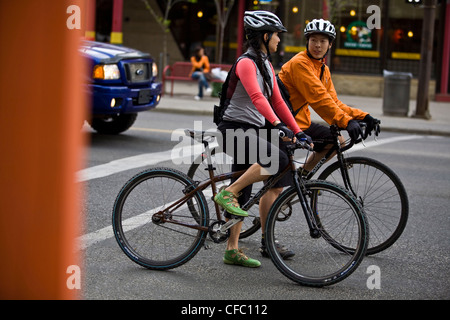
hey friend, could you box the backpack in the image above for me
[276,63,326,118]
[213,52,256,125]
[276,74,297,116]
[212,53,307,125]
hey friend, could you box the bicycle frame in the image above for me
[303,125,358,197]
[153,131,320,238]
[151,167,243,233]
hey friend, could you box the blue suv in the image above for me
[80,41,162,134]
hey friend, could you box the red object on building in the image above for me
[436,1,450,102]
[85,0,96,40]
[111,0,123,45]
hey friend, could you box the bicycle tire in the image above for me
[265,180,368,287]
[187,148,262,239]
[112,167,209,270]
[318,156,408,255]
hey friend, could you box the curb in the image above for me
[152,105,450,138]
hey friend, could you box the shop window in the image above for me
[387,1,423,60]
[282,0,322,59]
[333,0,382,59]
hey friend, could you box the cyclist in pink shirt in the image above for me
[214,11,312,267]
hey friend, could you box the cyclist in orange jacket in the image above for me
[278,19,379,175]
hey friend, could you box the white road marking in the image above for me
[77,204,169,251]
[77,143,212,182]
[77,134,418,250]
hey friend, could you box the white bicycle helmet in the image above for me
[244,10,287,33]
[304,19,336,41]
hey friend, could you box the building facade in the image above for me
[85,0,450,100]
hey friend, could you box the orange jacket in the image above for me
[278,51,367,130]
[190,55,210,76]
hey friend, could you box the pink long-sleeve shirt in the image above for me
[232,57,302,134]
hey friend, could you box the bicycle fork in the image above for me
[293,175,321,239]
[336,153,359,200]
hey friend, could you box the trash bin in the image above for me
[210,67,228,98]
[211,82,223,98]
[382,70,413,116]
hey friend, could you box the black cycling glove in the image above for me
[295,131,313,145]
[275,123,294,139]
[363,114,380,137]
[346,120,362,142]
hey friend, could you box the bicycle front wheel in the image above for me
[318,156,408,255]
[112,167,209,270]
[265,180,368,287]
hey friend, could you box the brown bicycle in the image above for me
[112,129,368,287]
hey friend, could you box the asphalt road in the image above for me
[79,109,450,303]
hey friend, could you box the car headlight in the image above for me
[93,64,121,80]
[152,62,158,78]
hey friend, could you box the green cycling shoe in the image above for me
[223,249,261,268]
[214,189,248,217]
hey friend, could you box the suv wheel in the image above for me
[89,113,137,134]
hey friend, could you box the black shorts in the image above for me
[217,120,291,207]
[304,122,334,152]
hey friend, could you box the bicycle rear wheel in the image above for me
[318,156,408,255]
[265,180,368,287]
[112,167,209,270]
[187,148,262,238]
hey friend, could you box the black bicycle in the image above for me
[188,121,408,255]
[113,129,368,287]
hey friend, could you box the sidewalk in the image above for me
[154,81,450,137]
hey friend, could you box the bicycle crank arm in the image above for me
[219,217,244,233]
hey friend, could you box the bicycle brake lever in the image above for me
[298,139,313,151]
[375,123,381,137]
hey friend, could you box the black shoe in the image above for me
[259,241,295,260]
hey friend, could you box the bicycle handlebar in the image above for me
[286,139,314,153]
[337,119,381,152]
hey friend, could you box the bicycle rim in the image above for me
[187,149,261,238]
[112,168,209,270]
[318,157,408,255]
[265,180,368,287]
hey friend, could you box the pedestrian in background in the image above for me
[190,46,212,100]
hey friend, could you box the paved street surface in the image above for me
[79,89,450,304]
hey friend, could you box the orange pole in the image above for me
[0,0,86,299]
